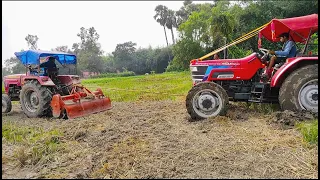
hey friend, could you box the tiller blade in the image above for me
[50,84,112,119]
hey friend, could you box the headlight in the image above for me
[190,67,198,72]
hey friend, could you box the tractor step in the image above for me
[249,83,269,103]
[248,99,262,103]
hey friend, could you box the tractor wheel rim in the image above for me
[24,90,39,113]
[30,92,39,107]
[192,89,222,118]
[298,79,318,112]
[2,100,7,112]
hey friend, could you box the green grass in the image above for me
[296,120,318,145]
[2,122,62,144]
[81,71,193,102]
[2,122,64,166]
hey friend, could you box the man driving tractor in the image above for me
[39,56,57,75]
[262,32,297,79]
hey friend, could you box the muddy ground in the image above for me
[2,101,318,179]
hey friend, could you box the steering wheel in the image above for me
[258,48,270,56]
[258,48,272,64]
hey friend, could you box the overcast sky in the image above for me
[2,1,210,65]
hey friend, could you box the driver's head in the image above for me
[48,57,56,63]
[278,32,289,43]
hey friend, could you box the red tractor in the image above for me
[2,50,112,119]
[186,14,318,119]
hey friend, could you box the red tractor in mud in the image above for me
[186,14,318,120]
[2,50,112,119]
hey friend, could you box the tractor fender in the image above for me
[22,76,55,86]
[270,56,318,87]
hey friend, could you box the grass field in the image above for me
[81,71,193,102]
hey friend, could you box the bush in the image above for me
[90,71,136,79]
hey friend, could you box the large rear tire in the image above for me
[279,64,318,113]
[20,80,53,118]
[2,94,12,113]
[186,82,229,120]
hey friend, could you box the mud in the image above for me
[267,110,318,129]
[2,101,318,179]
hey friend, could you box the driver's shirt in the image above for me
[275,40,297,58]
[40,60,56,69]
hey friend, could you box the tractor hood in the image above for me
[189,53,263,84]
[4,74,26,79]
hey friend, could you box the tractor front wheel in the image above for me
[20,80,53,118]
[279,64,318,113]
[186,82,229,120]
[2,94,12,113]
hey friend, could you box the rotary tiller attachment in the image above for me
[50,85,112,119]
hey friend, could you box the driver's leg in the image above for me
[265,55,277,78]
[268,55,276,69]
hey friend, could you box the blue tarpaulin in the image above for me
[14,50,77,65]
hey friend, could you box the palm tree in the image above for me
[154,5,169,47]
[165,9,178,45]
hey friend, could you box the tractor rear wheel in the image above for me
[2,94,12,113]
[186,82,229,120]
[20,80,53,118]
[279,64,318,113]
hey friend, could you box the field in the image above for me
[2,72,318,179]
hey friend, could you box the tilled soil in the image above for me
[2,101,318,179]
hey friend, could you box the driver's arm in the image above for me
[275,41,295,57]
[39,61,49,68]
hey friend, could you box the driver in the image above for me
[262,32,297,79]
[39,56,57,76]
[40,56,57,69]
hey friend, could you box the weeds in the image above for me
[2,122,64,167]
[296,120,318,144]
[248,103,280,114]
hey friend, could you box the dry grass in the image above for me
[2,101,318,179]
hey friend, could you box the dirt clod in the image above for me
[268,110,318,129]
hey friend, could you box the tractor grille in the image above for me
[190,65,208,84]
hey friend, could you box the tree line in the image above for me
[2,0,318,78]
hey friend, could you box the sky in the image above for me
[2,1,210,66]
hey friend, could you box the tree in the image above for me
[72,43,80,56]
[112,41,137,72]
[75,27,105,73]
[183,0,193,7]
[4,57,25,74]
[175,1,203,26]
[154,5,170,47]
[52,45,69,52]
[25,34,39,50]
[165,9,178,45]
[167,38,205,71]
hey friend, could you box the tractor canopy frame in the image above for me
[14,50,77,75]
[258,14,318,53]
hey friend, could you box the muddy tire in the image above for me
[186,82,229,120]
[2,94,12,113]
[279,64,318,113]
[20,80,53,118]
